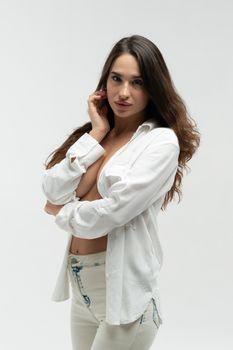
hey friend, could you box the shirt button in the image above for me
[106,273,109,279]
[125,223,133,229]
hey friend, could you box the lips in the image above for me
[115,101,132,107]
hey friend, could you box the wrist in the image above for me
[89,129,107,143]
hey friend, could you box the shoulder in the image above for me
[149,127,179,149]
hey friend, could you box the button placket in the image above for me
[124,223,135,230]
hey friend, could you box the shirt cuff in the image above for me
[66,132,105,170]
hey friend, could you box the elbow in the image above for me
[42,185,66,205]
[41,175,62,204]
[42,191,62,205]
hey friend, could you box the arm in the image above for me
[54,136,180,239]
[44,201,64,215]
[41,131,106,205]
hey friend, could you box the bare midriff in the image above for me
[69,131,134,255]
[69,178,108,255]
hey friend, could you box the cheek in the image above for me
[136,92,149,107]
[106,84,116,101]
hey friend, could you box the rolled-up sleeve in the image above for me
[41,132,105,204]
[54,140,180,238]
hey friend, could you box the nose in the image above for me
[119,82,130,99]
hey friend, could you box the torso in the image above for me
[69,131,135,255]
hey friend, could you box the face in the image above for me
[106,53,149,120]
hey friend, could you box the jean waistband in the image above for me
[67,249,106,267]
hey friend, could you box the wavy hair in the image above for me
[44,34,201,210]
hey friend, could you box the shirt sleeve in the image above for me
[41,132,105,204]
[54,139,180,238]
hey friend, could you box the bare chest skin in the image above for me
[69,132,134,255]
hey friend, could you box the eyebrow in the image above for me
[110,71,142,79]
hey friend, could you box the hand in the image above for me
[87,90,110,134]
[44,201,64,216]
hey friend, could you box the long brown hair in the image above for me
[44,34,201,210]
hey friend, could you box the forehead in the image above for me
[110,53,141,77]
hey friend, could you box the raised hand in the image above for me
[87,89,110,134]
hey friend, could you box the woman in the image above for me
[42,34,200,350]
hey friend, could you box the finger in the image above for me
[88,94,102,102]
[88,96,104,107]
[96,89,107,94]
[90,91,107,99]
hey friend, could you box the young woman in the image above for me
[42,34,200,350]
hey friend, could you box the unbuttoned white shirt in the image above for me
[41,117,180,325]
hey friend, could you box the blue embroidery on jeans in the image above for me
[139,299,161,327]
[139,314,145,324]
[71,262,91,307]
[152,299,161,328]
[71,265,83,273]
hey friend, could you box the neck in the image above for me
[110,115,148,137]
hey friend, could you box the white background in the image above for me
[0,1,232,349]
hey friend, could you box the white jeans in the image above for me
[67,250,161,350]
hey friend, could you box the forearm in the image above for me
[43,130,107,215]
[88,129,107,143]
[42,131,106,204]
[44,200,65,216]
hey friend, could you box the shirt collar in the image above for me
[137,117,160,132]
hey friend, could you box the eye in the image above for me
[111,75,121,82]
[133,79,143,86]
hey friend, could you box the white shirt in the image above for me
[41,117,180,325]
